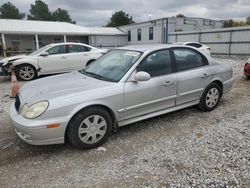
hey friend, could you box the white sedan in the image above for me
[0,42,107,80]
[174,42,211,56]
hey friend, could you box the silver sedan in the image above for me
[9,44,234,149]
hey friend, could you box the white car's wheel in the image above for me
[16,64,37,81]
[67,107,112,149]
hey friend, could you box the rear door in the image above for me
[172,47,212,105]
[122,49,177,120]
[66,44,92,70]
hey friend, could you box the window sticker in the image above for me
[124,51,140,56]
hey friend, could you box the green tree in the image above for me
[176,14,185,18]
[232,21,247,27]
[106,10,134,27]
[223,17,250,28]
[52,8,75,23]
[223,19,234,28]
[246,16,250,25]
[0,2,25,19]
[27,0,53,21]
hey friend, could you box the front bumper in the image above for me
[9,102,71,145]
[0,62,11,76]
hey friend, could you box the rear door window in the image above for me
[173,48,208,72]
[68,45,91,53]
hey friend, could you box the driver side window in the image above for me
[137,49,172,77]
[46,45,66,55]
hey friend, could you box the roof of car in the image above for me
[173,42,202,45]
[50,42,89,46]
[117,44,188,52]
[48,42,98,49]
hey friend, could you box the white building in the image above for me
[0,19,127,55]
[119,17,224,45]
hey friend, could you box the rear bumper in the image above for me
[9,102,71,145]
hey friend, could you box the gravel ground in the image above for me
[0,56,249,188]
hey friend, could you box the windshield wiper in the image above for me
[79,69,116,82]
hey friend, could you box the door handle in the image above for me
[201,73,209,78]
[61,56,67,59]
[163,81,174,86]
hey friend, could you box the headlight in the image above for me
[21,101,49,119]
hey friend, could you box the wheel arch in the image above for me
[65,104,117,140]
[209,79,223,95]
[14,63,39,72]
[12,58,39,70]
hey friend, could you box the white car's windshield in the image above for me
[81,50,142,82]
[29,44,52,56]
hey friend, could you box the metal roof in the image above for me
[0,19,126,36]
[119,17,224,28]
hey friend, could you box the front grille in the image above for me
[15,94,21,112]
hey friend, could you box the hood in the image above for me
[19,71,115,104]
[0,54,27,65]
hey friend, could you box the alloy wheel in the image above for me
[19,66,35,80]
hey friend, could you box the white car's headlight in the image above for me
[21,101,49,119]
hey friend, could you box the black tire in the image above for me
[66,107,112,149]
[16,64,37,81]
[198,82,222,112]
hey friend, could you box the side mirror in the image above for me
[40,52,49,56]
[134,71,151,82]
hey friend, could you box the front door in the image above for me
[122,49,177,120]
[38,44,68,74]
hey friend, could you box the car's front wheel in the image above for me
[67,107,112,149]
[198,82,222,111]
[16,64,37,81]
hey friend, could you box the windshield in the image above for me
[29,44,52,56]
[81,50,142,82]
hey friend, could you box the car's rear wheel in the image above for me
[67,107,112,149]
[16,64,37,81]
[198,82,222,111]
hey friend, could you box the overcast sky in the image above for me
[1,0,250,26]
